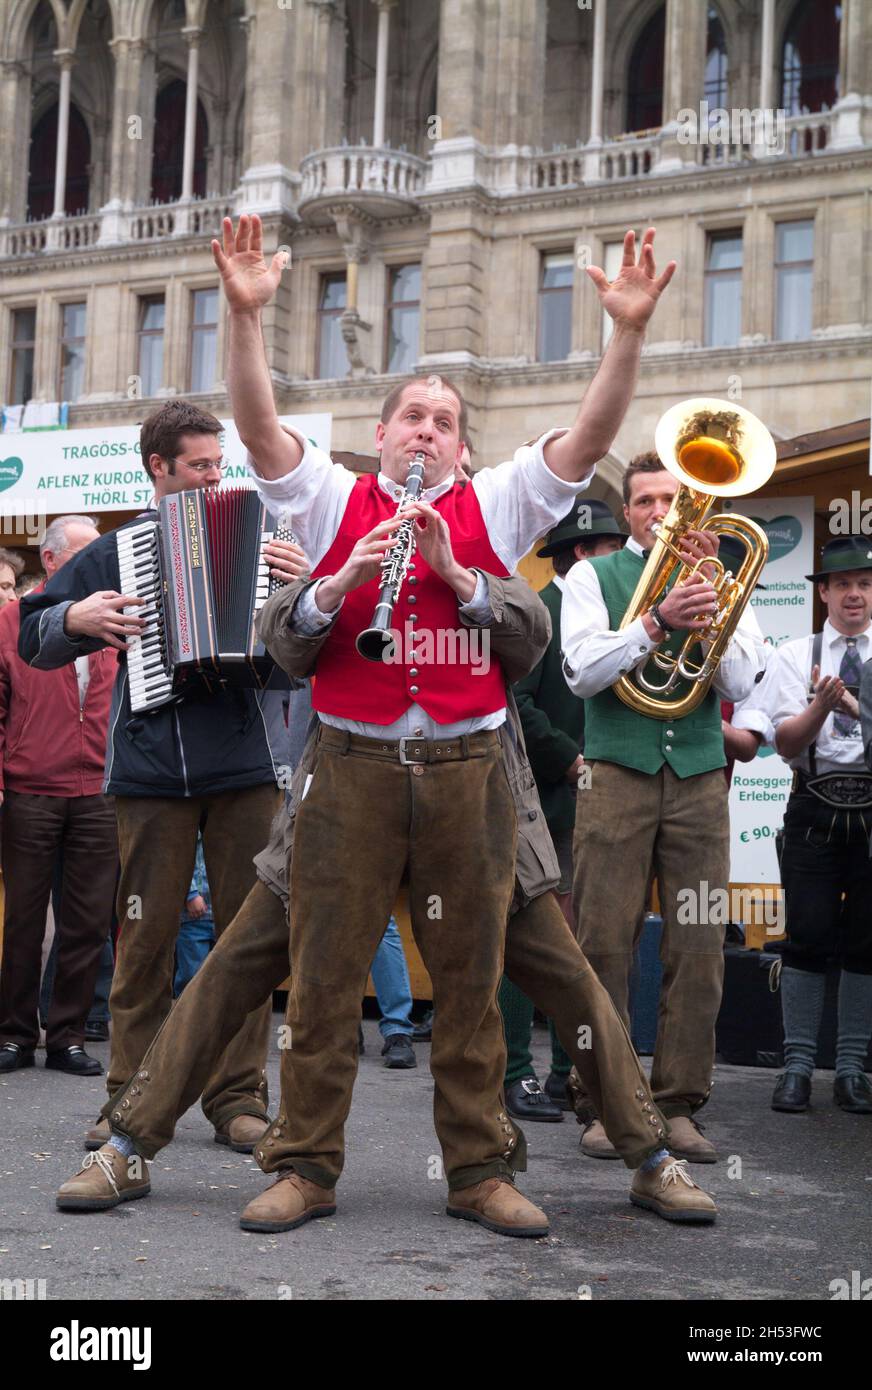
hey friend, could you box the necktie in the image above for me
[833,637,862,737]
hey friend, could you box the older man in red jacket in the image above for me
[0,516,118,1076]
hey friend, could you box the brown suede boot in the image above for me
[239,1172,337,1233]
[84,1117,111,1151]
[580,1119,620,1159]
[630,1157,717,1223]
[446,1177,549,1238]
[56,1145,150,1212]
[215,1113,270,1154]
[666,1116,718,1163]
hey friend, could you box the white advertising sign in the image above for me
[0,414,332,519]
[720,495,815,882]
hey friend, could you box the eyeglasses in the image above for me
[166,456,226,474]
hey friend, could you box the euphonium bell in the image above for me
[613,397,776,720]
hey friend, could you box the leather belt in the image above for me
[793,768,872,809]
[317,725,500,765]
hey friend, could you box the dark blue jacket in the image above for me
[18,515,288,798]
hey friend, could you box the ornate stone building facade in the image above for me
[1,0,870,513]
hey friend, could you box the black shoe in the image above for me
[505,1077,564,1123]
[45,1046,104,1076]
[381,1033,417,1069]
[544,1071,572,1111]
[84,1020,109,1042]
[0,1043,35,1073]
[411,1008,433,1042]
[834,1073,872,1114]
[771,1070,811,1112]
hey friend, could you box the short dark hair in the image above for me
[622,451,668,506]
[0,546,25,579]
[140,400,223,481]
[380,376,468,446]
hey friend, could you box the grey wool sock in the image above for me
[835,970,872,1080]
[107,1133,137,1158]
[780,966,826,1076]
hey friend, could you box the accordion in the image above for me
[118,487,293,714]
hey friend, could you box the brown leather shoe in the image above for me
[239,1172,337,1233]
[446,1177,549,1238]
[666,1115,718,1163]
[215,1113,270,1154]
[630,1157,717,1223]
[580,1119,620,1159]
[56,1144,150,1212]
[84,1117,111,1151]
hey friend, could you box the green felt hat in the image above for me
[805,536,872,582]
[536,497,626,558]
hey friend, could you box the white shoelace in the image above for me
[659,1159,696,1191]
[81,1150,120,1197]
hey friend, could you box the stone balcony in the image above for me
[0,108,865,264]
[298,145,428,224]
[0,194,237,260]
[459,109,846,197]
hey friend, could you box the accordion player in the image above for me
[117,487,295,714]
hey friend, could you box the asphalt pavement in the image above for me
[1,1019,870,1301]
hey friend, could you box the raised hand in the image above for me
[586,228,676,332]
[211,214,288,313]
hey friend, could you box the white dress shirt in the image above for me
[730,641,777,745]
[560,534,766,703]
[247,426,590,737]
[756,619,871,773]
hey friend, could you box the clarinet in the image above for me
[356,451,427,662]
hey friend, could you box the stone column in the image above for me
[832,0,872,149]
[238,12,257,174]
[657,0,708,173]
[758,0,776,113]
[100,37,149,243]
[0,60,28,225]
[180,26,202,202]
[238,0,341,215]
[51,50,75,218]
[489,0,546,149]
[427,0,488,193]
[583,0,607,179]
[371,0,397,147]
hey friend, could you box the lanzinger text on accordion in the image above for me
[118,488,294,714]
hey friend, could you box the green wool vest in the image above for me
[583,547,726,778]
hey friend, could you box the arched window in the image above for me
[626,5,665,133]
[27,104,91,219]
[781,0,841,115]
[705,6,728,110]
[151,79,207,203]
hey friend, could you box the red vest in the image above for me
[311,475,509,724]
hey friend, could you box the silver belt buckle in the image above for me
[398,736,426,765]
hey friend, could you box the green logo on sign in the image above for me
[751,514,801,563]
[0,457,23,492]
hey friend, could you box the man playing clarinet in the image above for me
[213,214,675,1238]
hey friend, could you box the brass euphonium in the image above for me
[613,397,776,720]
